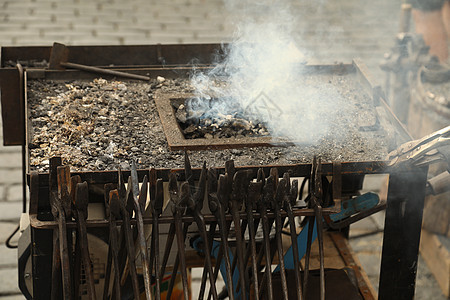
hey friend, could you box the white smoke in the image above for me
[189,0,346,144]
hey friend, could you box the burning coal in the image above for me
[189,0,350,144]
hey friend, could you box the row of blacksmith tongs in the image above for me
[47,156,97,300]
[46,153,329,300]
[157,154,329,300]
[46,156,159,300]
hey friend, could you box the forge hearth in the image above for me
[155,93,277,150]
[172,97,270,139]
[26,60,401,172]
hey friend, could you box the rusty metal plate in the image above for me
[0,67,24,145]
[1,44,224,68]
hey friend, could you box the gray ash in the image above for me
[27,75,394,172]
[174,98,269,139]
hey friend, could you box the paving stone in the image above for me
[355,251,382,278]
[0,268,20,295]
[6,185,24,203]
[0,245,18,268]
[122,37,155,45]
[349,232,383,253]
[414,256,447,299]
[146,37,185,45]
[349,216,379,232]
[0,170,22,185]
[0,203,22,222]
[0,153,22,169]
[0,23,27,30]
[0,222,19,245]
[63,38,122,46]
[0,185,6,202]
[0,294,26,300]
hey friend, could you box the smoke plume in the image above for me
[189,0,348,144]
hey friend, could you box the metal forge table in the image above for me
[0,44,428,300]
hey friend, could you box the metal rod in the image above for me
[51,229,62,300]
[198,222,217,300]
[258,207,273,300]
[62,61,151,81]
[119,206,140,299]
[150,172,163,300]
[109,190,122,300]
[303,217,314,299]
[274,202,288,300]
[159,222,175,278]
[285,201,303,300]
[75,197,97,299]
[246,182,261,300]
[172,214,190,300]
[315,206,325,300]
[130,163,152,300]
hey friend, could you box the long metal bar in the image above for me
[70,175,82,299]
[314,159,325,300]
[118,177,140,300]
[230,203,247,299]
[274,178,288,300]
[150,174,163,300]
[285,200,302,300]
[198,222,217,300]
[159,222,176,278]
[49,158,63,300]
[246,182,261,300]
[74,182,97,300]
[257,175,274,300]
[208,175,234,299]
[378,168,428,300]
[56,205,71,299]
[61,61,151,81]
[108,190,122,300]
[166,173,190,300]
[172,212,190,300]
[303,216,314,299]
[50,228,62,300]
[130,162,152,300]
[315,205,325,300]
[102,184,115,300]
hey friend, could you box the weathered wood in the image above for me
[419,229,450,297]
[422,194,450,236]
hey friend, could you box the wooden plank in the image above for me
[300,233,346,270]
[419,229,450,297]
[330,232,378,300]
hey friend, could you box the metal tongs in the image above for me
[388,125,450,169]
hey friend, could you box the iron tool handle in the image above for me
[61,62,151,81]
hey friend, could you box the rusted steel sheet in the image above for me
[1,44,224,67]
[0,68,23,145]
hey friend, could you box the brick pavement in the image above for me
[0,0,445,299]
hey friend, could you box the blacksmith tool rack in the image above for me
[0,43,429,300]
